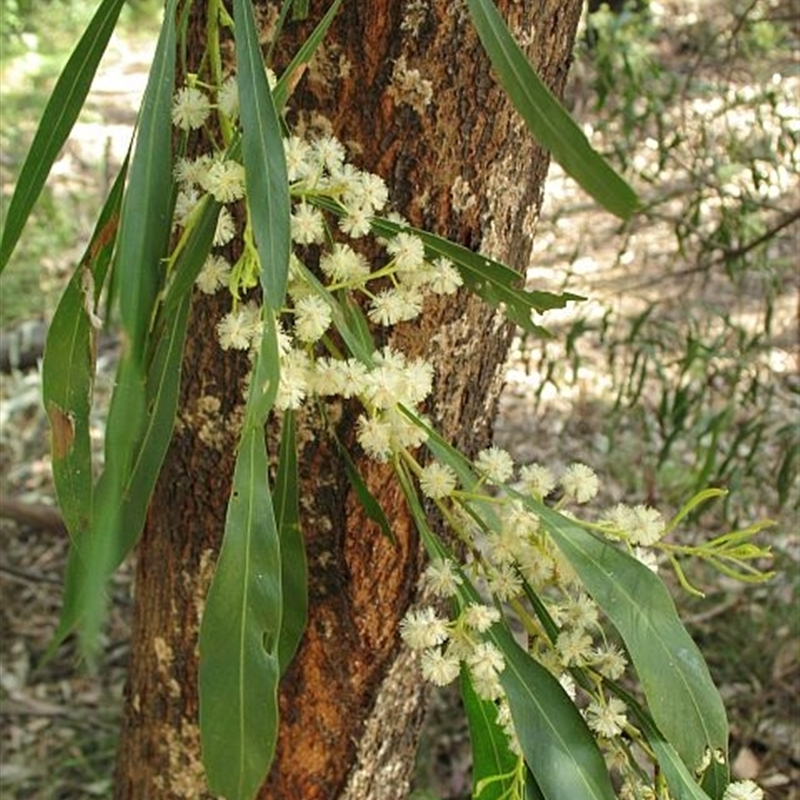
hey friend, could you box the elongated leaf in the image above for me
[340,296,376,356]
[199,427,282,800]
[372,217,584,336]
[336,428,396,544]
[535,506,729,777]
[245,306,282,426]
[233,0,291,309]
[316,399,394,544]
[273,0,343,110]
[50,351,146,658]
[0,0,126,272]
[201,298,282,797]
[274,411,307,673]
[50,215,209,654]
[462,669,521,800]
[613,684,717,800]
[777,432,797,506]
[492,628,617,800]
[295,260,375,364]
[394,458,613,800]
[648,729,718,800]
[42,159,127,539]
[465,0,639,219]
[51,304,185,654]
[394,459,445,564]
[115,0,177,365]
[292,0,310,20]
[264,0,293,66]
[524,770,546,800]
[157,196,221,323]
[665,487,726,535]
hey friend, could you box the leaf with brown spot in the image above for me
[43,155,127,543]
[88,211,118,263]
[48,404,75,460]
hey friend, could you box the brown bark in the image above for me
[113,2,583,799]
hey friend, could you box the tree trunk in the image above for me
[113,2,583,798]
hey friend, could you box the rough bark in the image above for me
[113,2,583,798]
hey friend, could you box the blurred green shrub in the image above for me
[527,1,799,522]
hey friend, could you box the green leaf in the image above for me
[651,734,720,800]
[51,351,146,658]
[536,507,729,777]
[201,288,282,797]
[196,10,290,770]
[320,403,394,544]
[274,411,307,673]
[524,770,546,800]
[273,0,343,111]
[492,628,617,800]
[50,197,212,656]
[340,296,376,356]
[776,432,797,506]
[42,159,126,539]
[699,757,729,799]
[292,0,310,20]
[263,0,292,66]
[156,196,221,324]
[294,260,375,364]
[394,456,612,800]
[233,0,291,309]
[117,317,188,555]
[372,217,584,337]
[0,0,127,273]
[199,427,282,800]
[115,0,178,366]
[244,304,282,426]
[462,669,520,800]
[335,428,396,545]
[393,456,446,562]
[614,686,717,800]
[665,487,726,535]
[465,0,639,220]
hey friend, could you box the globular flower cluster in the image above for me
[315,346,433,459]
[397,450,699,790]
[722,780,764,800]
[400,596,516,746]
[170,75,465,454]
[169,71,763,800]
[600,502,666,546]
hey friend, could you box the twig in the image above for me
[708,206,800,266]
[0,562,63,586]
[628,206,800,292]
[0,494,65,533]
[0,698,119,730]
[685,595,741,626]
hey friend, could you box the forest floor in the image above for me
[0,2,798,799]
